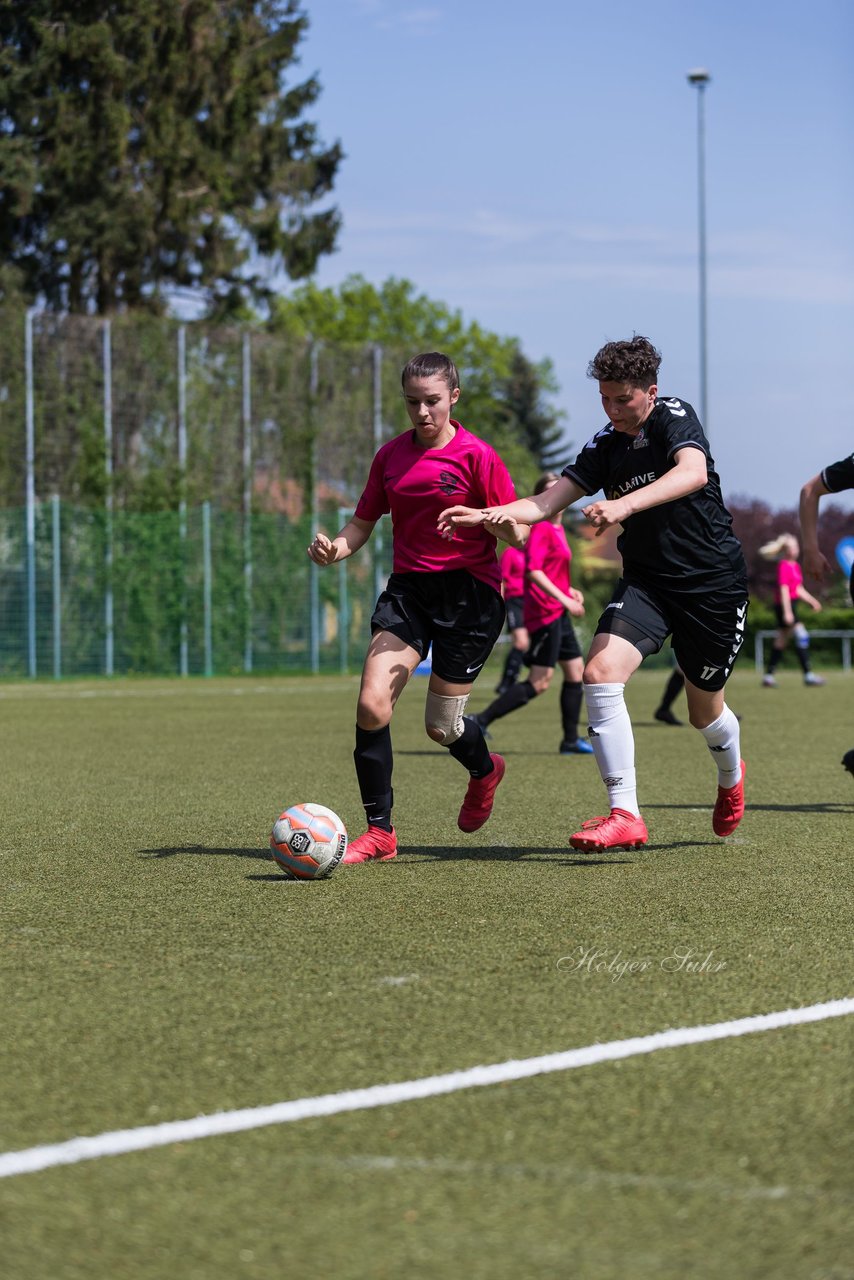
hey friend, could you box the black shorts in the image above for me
[594,577,749,691]
[505,595,525,632]
[773,601,804,628]
[528,614,583,669]
[371,570,506,684]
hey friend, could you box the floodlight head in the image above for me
[687,68,711,86]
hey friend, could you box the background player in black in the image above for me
[799,450,854,777]
[438,336,749,851]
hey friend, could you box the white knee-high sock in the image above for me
[583,682,639,817]
[698,706,742,787]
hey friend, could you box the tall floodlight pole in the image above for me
[687,68,711,430]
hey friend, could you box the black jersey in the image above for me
[563,397,746,592]
[822,451,854,493]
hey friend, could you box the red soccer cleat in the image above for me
[458,754,506,832]
[569,808,649,851]
[342,826,398,864]
[713,759,746,837]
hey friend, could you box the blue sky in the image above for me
[295,0,854,513]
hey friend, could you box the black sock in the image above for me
[448,715,494,778]
[659,669,685,711]
[501,646,525,685]
[795,646,811,674]
[560,680,583,743]
[767,647,784,675]
[479,679,537,726]
[353,724,394,831]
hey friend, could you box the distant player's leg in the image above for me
[764,625,788,686]
[557,620,592,754]
[654,666,685,725]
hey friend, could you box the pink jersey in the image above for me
[500,545,526,599]
[775,558,802,604]
[524,520,572,630]
[354,422,516,591]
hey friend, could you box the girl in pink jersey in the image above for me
[307,352,525,862]
[469,474,592,753]
[494,544,529,695]
[759,534,824,687]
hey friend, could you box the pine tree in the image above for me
[0,1,341,313]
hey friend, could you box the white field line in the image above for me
[1,998,852,1181]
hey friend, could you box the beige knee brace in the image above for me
[424,690,470,745]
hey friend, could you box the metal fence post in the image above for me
[52,493,61,679]
[177,325,188,676]
[103,319,114,676]
[25,309,37,678]
[202,499,213,677]
[309,342,320,674]
[242,331,253,673]
[338,506,349,673]
[372,344,385,603]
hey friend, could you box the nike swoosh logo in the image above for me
[466,663,483,674]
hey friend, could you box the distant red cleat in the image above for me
[570,808,648,852]
[342,826,398,864]
[458,754,505,832]
[713,759,746,837]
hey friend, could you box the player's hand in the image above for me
[307,532,336,566]
[437,505,487,539]
[483,512,522,542]
[582,498,627,537]
[566,596,585,618]
[803,549,831,582]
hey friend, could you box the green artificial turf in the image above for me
[0,663,852,1279]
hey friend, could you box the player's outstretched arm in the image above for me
[583,446,706,535]
[437,477,584,538]
[307,516,375,566]
[799,473,832,581]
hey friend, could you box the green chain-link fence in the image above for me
[0,308,406,677]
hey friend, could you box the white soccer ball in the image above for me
[269,803,348,880]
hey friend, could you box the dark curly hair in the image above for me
[587,336,662,388]
[401,352,460,391]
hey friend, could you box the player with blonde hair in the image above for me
[758,533,824,687]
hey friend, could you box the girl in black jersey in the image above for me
[438,336,749,851]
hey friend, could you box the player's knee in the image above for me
[424,691,469,746]
[356,696,391,733]
[529,672,552,695]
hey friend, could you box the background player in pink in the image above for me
[759,534,824,687]
[307,351,524,862]
[468,473,592,754]
[494,544,529,695]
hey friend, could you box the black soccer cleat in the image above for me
[842,748,854,779]
[654,706,683,726]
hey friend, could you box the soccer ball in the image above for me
[269,803,348,880]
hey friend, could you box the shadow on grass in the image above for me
[137,843,635,869]
[645,801,854,815]
[139,844,270,860]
